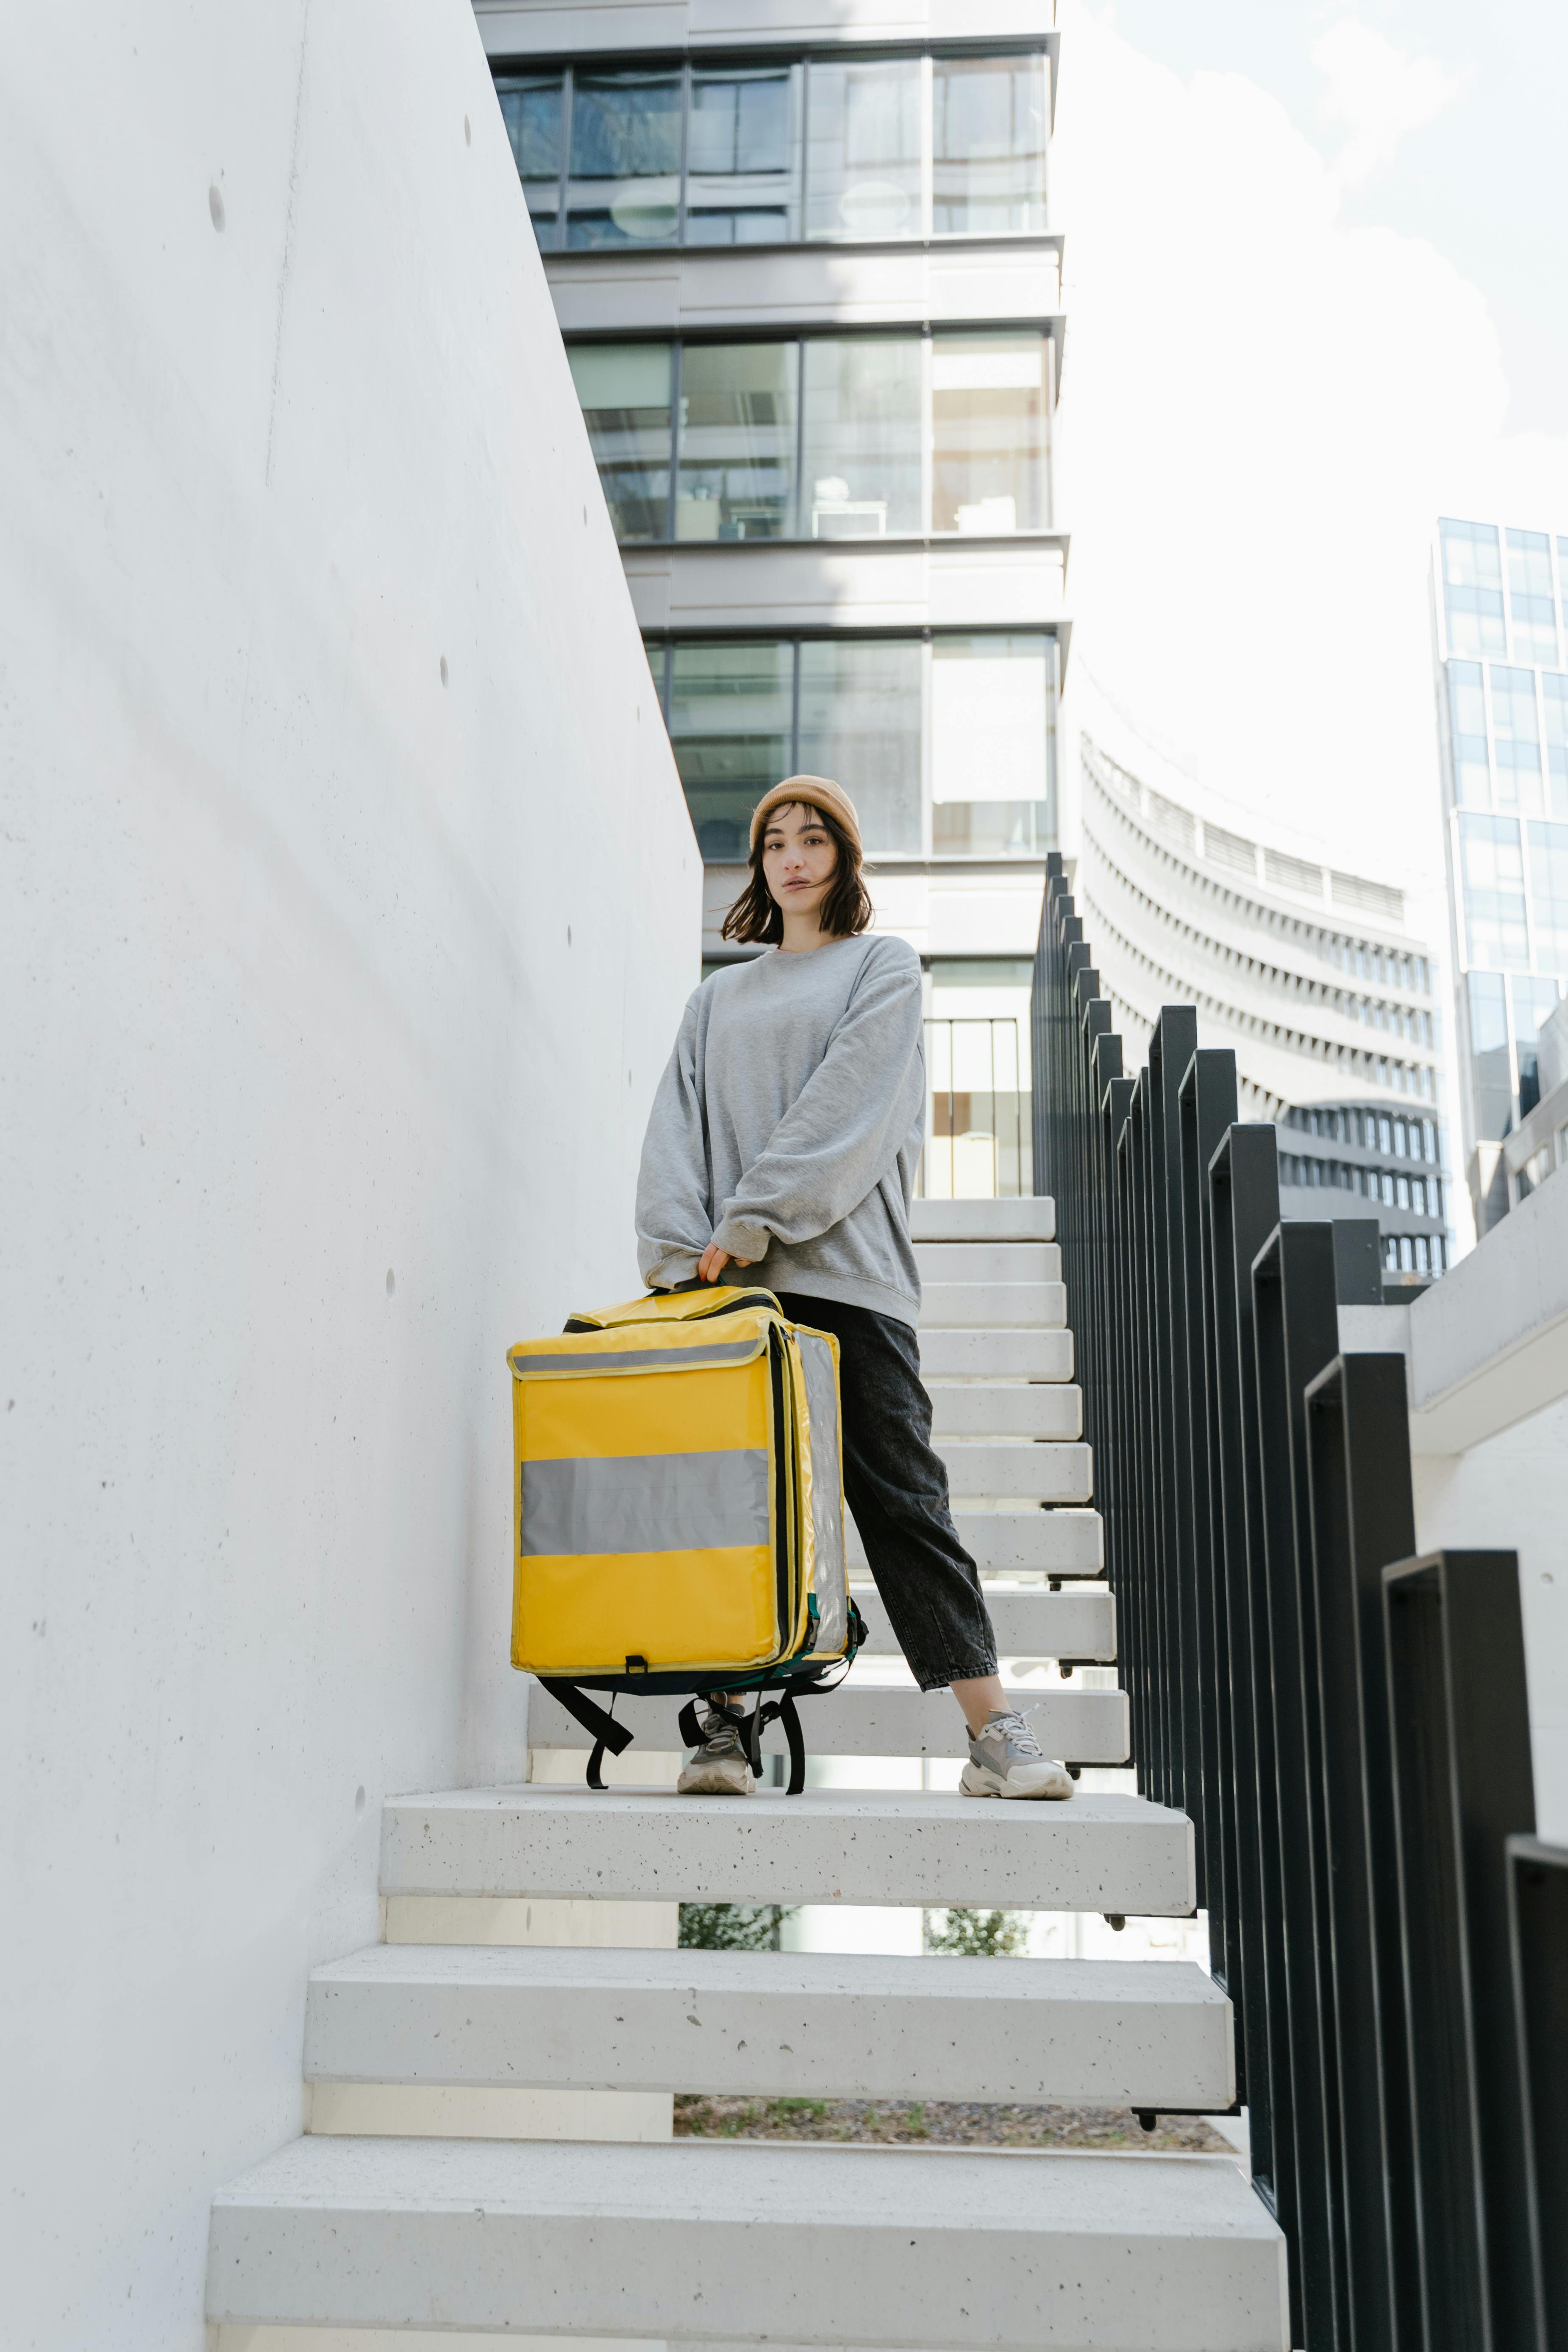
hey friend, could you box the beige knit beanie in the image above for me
[748,774,862,855]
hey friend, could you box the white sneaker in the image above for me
[959,1709,1075,1801]
[676,1701,756,1796]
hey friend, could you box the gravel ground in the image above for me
[674,2095,1232,2153]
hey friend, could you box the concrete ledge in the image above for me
[850,1582,1115,1661]
[304,1946,1232,2108]
[380,1787,1196,1915]
[912,1197,1056,1242]
[208,2137,1287,2349]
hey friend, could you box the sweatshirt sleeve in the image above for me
[710,944,924,1261]
[634,990,714,1291]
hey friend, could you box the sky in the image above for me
[1052,0,1568,893]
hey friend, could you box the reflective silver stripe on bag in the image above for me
[522,1448,771,1557]
[794,1330,847,1654]
[512,1338,762,1379]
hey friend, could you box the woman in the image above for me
[636,774,1074,1804]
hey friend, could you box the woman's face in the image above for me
[762,801,838,922]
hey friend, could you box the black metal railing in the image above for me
[1031,854,1564,2352]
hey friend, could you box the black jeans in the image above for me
[774,1291,998,1693]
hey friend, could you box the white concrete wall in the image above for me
[0,6,698,2346]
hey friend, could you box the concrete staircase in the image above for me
[205,1197,1289,2350]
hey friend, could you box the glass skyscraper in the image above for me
[1432,516,1568,1232]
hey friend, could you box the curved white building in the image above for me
[1077,734,1451,1276]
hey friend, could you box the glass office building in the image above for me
[1432,516,1568,1233]
[478,4,1067,1195]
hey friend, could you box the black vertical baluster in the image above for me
[1384,1553,1537,2352]
[1177,1048,1239,2001]
[1253,1220,1343,2348]
[1304,1354,1421,2349]
[1209,1125,1292,2330]
[1506,1833,1567,2352]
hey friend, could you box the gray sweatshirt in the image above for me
[636,934,926,1326]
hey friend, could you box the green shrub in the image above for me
[678,1903,798,1951]
[925,1907,1028,1957]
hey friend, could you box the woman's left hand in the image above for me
[698,1243,751,1284]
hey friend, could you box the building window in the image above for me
[667,640,794,860]
[1467,970,1512,1141]
[649,629,1056,860]
[932,53,1048,235]
[1541,674,1568,821]
[1459,812,1530,969]
[806,55,922,239]
[801,337,923,537]
[565,66,684,247]
[1446,660,1490,808]
[1440,518,1505,656]
[567,343,673,543]
[498,49,1051,251]
[677,342,797,540]
[687,61,802,244]
[1526,818,1568,971]
[1512,976,1565,1117]
[931,634,1052,854]
[1506,528,1559,666]
[1489,664,1545,816]
[569,331,1052,545]
[798,638,922,853]
[931,333,1051,534]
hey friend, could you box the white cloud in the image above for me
[1054,3,1568,895]
[1311,19,1462,188]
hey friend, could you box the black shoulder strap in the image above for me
[538,1679,635,1791]
[743,1692,806,1795]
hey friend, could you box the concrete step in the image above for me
[850,1506,1105,1576]
[526,1679,1129,1764]
[208,2135,1287,2349]
[304,1945,1233,2108]
[919,1326,1074,1380]
[920,1280,1067,1329]
[851,1582,1116,1662]
[915,1240,1061,1284]
[929,1381,1083,1440]
[937,1438,1093,1504]
[912,1195,1055,1241]
[381,1787,1195,1915]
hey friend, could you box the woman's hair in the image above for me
[720,800,874,945]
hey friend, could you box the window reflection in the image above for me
[687,64,801,243]
[567,69,682,247]
[677,344,797,539]
[1527,820,1568,971]
[931,634,1052,850]
[798,639,922,851]
[567,344,673,543]
[1460,812,1529,969]
[801,338,922,538]
[1506,528,1559,666]
[933,54,1047,234]
[931,333,1049,534]
[1448,661,1490,809]
[806,58,921,240]
[1489,664,1543,816]
[495,48,1056,249]
[1442,517,1506,657]
[648,631,1058,862]
[496,75,564,240]
[1543,676,1568,819]
[668,642,795,859]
